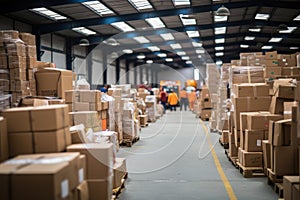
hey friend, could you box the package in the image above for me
[25,45,36,57]
[35,68,73,99]
[264,66,282,79]
[262,140,271,170]
[19,33,36,45]
[284,102,298,119]
[292,184,299,200]
[265,59,279,67]
[86,176,113,200]
[271,119,292,146]
[282,67,300,76]
[34,61,55,69]
[10,67,27,80]
[230,66,264,86]
[200,109,212,119]
[232,83,269,97]
[244,130,264,152]
[75,181,89,200]
[265,51,278,60]
[229,132,238,157]
[283,176,299,200]
[0,56,8,69]
[242,150,263,167]
[246,113,283,131]
[0,30,19,40]
[73,102,102,112]
[70,124,88,144]
[67,143,113,179]
[6,43,26,57]
[8,56,26,69]
[113,158,127,189]
[26,56,36,68]
[270,96,294,114]
[69,111,101,131]
[0,117,8,162]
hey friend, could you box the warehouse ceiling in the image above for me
[1,0,300,68]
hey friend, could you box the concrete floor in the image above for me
[117,110,278,200]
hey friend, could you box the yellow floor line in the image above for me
[200,120,238,200]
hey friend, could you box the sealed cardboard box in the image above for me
[262,140,271,170]
[6,43,26,57]
[229,134,238,157]
[10,68,27,80]
[25,45,36,57]
[271,146,298,176]
[2,107,33,132]
[0,117,8,162]
[282,67,300,76]
[1,30,19,40]
[233,83,269,97]
[113,158,127,189]
[244,129,264,152]
[75,181,89,200]
[295,81,300,101]
[34,61,56,69]
[242,150,263,167]
[292,184,299,200]
[79,90,101,103]
[265,51,278,60]
[275,85,296,99]
[246,113,283,131]
[265,59,279,67]
[284,101,298,119]
[8,132,34,157]
[271,119,292,146]
[87,176,113,200]
[65,90,80,103]
[283,176,299,200]
[269,96,294,114]
[35,68,73,99]
[69,111,101,130]
[264,66,282,79]
[8,56,26,69]
[19,33,36,45]
[26,56,36,68]
[67,143,113,179]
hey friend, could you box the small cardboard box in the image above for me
[19,32,36,45]
[265,59,279,67]
[35,68,73,99]
[264,66,282,79]
[284,101,298,119]
[233,83,269,97]
[70,111,101,129]
[113,158,127,189]
[10,68,27,80]
[79,90,101,103]
[26,56,36,69]
[275,85,296,99]
[25,45,36,57]
[8,55,26,69]
[86,176,113,200]
[283,176,299,200]
[265,51,278,60]
[269,96,294,114]
[65,90,80,103]
[242,150,263,167]
[244,129,264,152]
[0,117,8,162]
[271,119,291,146]
[271,146,298,176]
[6,43,26,57]
[67,143,113,179]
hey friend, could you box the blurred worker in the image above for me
[159,88,168,114]
[188,89,197,111]
[168,90,179,112]
[179,87,188,111]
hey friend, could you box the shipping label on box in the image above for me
[245,129,264,152]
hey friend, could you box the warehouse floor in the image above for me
[117,110,278,200]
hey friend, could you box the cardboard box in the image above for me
[275,85,296,99]
[8,56,26,69]
[265,59,279,67]
[265,51,278,60]
[233,83,269,97]
[79,90,101,103]
[75,181,89,200]
[295,81,300,101]
[264,66,282,79]
[283,176,299,200]
[10,68,27,80]
[238,147,243,164]
[282,67,300,76]
[0,117,8,162]
[35,68,73,99]
[292,184,299,200]
[271,146,298,176]
[262,140,271,170]
[101,110,107,119]
[269,96,294,114]
[244,129,264,152]
[101,101,109,110]
[220,130,229,144]
[273,119,292,146]
[113,158,127,189]
[86,176,113,200]
[242,150,263,167]
[19,33,36,46]
[6,43,26,57]
[34,61,56,69]
[69,111,101,130]
[25,45,36,57]
[284,102,298,119]
[246,113,283,131]
[67,143,113,179]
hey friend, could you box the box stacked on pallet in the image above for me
[239,52,263,67]
[122,99,137,143]
[145,95,157,123]
[198,85,212,120]
[264,51,282,80]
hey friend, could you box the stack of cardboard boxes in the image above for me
[198,86,212,120]
[145,95,157,122]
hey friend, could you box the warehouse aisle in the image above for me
[118,111,277,200]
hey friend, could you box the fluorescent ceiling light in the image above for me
[134,36,150,43]
[180,14,196,25]
[170,43,182,49]
[245,36,255,40]
[249,28,261,32]
[196,49,205,54]
[147,46,160,51]
[160,33,174,41]
[269,37,283,43]
[215,27,226,34]
[128,0,152,10]
[215,46,224,50]
[145,17,165,28]
[255,13,270,20]
[215,52,224,56]
[146,60,153,64]
[158,53,167,57]
[111,22,134,32]
[173,0,190,6]
[214,16,228,22]
[82,1,114,16]
[137,54,146,59]
[216,60,223,65]
[198,55,202,58]
[165,58,173,62]
[177,51,186,56]
[31,7,67,21]
[182,56,190,60]
[72,27,96,36]
[293,14,300,21]
[215,38,225,43]
[240,44,249,48]
[192,42,202,47]
[279,27,297,33]
[123,49,133,54]
[290,47,299,50]
[186,31,199,38]
[262,46,273,50]
[186,60,192,64]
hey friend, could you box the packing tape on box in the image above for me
[253,85,257,97]
[247,96,251,111]
[247,67,251,84]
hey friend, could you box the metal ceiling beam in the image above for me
[34,1,300,34]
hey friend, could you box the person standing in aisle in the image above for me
[188,89,197,112]
[179,88,188,111]
[168,90,179,112]
[159,88,168,114]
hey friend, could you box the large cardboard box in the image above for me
[75,181,89,200]
[265,59,279,67]
[0,117,8,162]
[244,129,264,152]
[233,83,269,97]
[272,119,292,146]
[79,90,101,103]
[242,150,263,167]
[292,184,299,200]
[283,176,300,200]
[67,143,113,179]
[262,140,271,170]
[246,112,283,131]
[264,66,282,79]
[265,51,278,60]
[113,158,127,189]
[271,146,298,176]
[69,111,101,131]
[35,68,73,99]
[86,176,113,200]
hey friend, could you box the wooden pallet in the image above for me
[267,177,284,198]
[225,149,238,168]
[236,162,265,178]
[267,168,283,184]
[219,138,229,149]
[140,123,149,128]
[121,136,140,147]
[112,172,128,200]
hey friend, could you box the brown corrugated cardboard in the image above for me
[7,43,26,57]
[8,56,26,68]
[269,96,294,114]
[79,90,101,103]
[284,102,298,119]
[265,59,279,67]
[273,119,292,146]
[75,181,89,200]
[283,176,300,200]
[265,51,278,60]
[233,83,269,97]
[282,67,300,76]
[246,113,283,131]
[67,143,113,179]
[35,68,73,99]
[244,129,264,152]
[11,162,71,200]
[264,66,282,79]
[295,81,300,101]
[262,140,271,170]
[86,176,113,200]
[238,147,243,164]
[70,111,101,130]
[19,33,36,45]
[0,117,8,162]
[271,146,298,176]
[2,107,33,132]
[275,85,296,99]
[113,158,127,189]
[229,132,238,157]
[101,101,109,110]
[242,150,263,167]
[292,184,299,200]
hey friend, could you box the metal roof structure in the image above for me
[1,0,300,68]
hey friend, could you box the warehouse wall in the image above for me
[0,15,32,32]
[157,66,194,87]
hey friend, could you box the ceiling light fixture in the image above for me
[128,0,152,10]
[160,33,175,41]
[182,56,190,60]
[134,36,150,43]
[145,17,165,28]
[158,53,167,57]
[166,58,173,62]
[216,60,223,65]
[279,27,297,34]
[244,36,255,41]
[269,37,283,43]
[137,54,146,59]
[123,49,133,54]
[215,5,230,16]
[240,44,249,48]
[79,39,90,46]
[186,60,192,64]
[111,21,134,32]
[103,38,120,46]
[146,60,153,64]
[215,52,224,56]
[72,27,97,36]
[255,13,270,20]
[215,46,224,50]
[290,47,299,50]
[261,45,273,50]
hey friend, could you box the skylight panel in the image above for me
[82,1,114,16]
[216,60,223,65]
[173,0,190,6]
[145,17,165,28]
[186,60,192,64]
[186,31,200,38]
[214,16,228,22]
[160,33,174,41]
[31,7,67,21]
[255,13,270,20]
[181,56,190,60]
[166,58,173,62]
[177,51,186,56]
[215,27,226,34]
[240,44,249,48]
[293,14,300,21]
[215,52,224,57]
[279,27,297,34]
[134,36,150,43]
[215,46,224,51]
[158,53,167,57]
[245,36,255,41]
[170,43,182,49]
[128,0,152,10]
[111,22,134,32]
[215,38,225,44]
[180,14,196,25]
[147,46,160,51]
[72,27,96,36]
[196,49,205,54]
[249,28,261,32]
[192,42,202,47]
[269,37,283,43]
[262,46,273,50]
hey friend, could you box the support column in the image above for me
[35,32,41,61]
[134,63,137,85]
[139,65,143,84]
[87,46,93,87]
[125,60,130,84]
[66,38,72,70]
[102,51,107,84]
[115,58,120,84]
[145,67,149,83]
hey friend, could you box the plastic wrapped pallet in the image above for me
[229,66,264,88]
[122,101,135,140]
[111,84,131,98]
[145,95,157,122]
